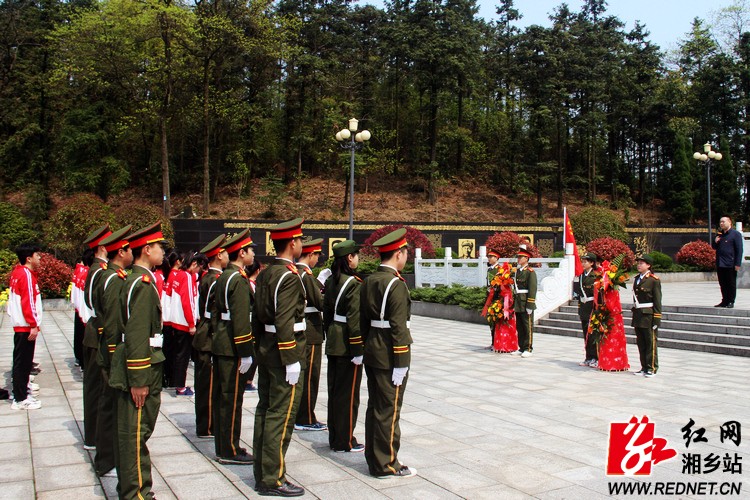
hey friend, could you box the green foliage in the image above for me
[44,194,116,264]
[571,207,628,244]
[113,203,175,248]
[258,174,286,219]
[650,251,673,271]
[667,134,694,224]
[0,249,18,289]
[0,203,39,250]
[409,284,487,311]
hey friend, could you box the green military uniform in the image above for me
[93,226,132,477]
[295,239,325,429]
[574,254,598,363]
[194,267,221,437]
[109,222,165,500]
[82,256,108,449]
[631,258,662,375]
[193,233,227,440]
[212,259,255,462]
[513,261,537,353]
[252,219,307,492]
[323,239,365,451]
[361,229,414,477]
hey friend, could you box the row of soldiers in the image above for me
[75,218,415,499]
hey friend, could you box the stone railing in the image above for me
[414,245,577,321]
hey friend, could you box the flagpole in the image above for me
[563,206,567,250]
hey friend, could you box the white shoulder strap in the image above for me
[126,279,140,320]
[273,271,294,312]
[334,276,357,316]
[205,280,218,317]
[223,271,241,312]
[88,267,105,312]
[380,277,400,321]
[103,273,118,291]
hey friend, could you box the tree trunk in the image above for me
[428,79,438,205]
[202,59,210,215]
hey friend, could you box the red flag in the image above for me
[565,211,584,276]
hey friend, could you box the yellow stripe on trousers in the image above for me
[137,407,144,500]
[651,328,657,373]
[278,384,296,484]
[386,385,400,474]
[348,364,359,449]
[230,366,240,456]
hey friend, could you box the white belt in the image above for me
[304,306,320,314]
[635,302,653,309]
[334,314,347,323]
[204,311,212,319]
[264,321,306,333]
[515,289,528,293]
[580,297,593,303]
[370,320,411,329]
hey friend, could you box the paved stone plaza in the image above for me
[0,283,748,499]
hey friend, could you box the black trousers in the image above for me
[579,303,597,360]
[171,330,192,388]
[161,325,175,387]
[516,311,534,352]
[717,267,738,305]
[327,355,362,451]
[74,314,85,367]
[12,332,36,402]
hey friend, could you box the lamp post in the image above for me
[335,118,371,240]
[693,143,723,243]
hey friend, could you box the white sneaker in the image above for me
[28,382,40,391]
[29,375,35,382]
[589,360,598,368]
[521,351,533,358]
[11,397,41,410]
[511,350,522,356]
[102,468,117,478]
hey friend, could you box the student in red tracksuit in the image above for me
[170,253,207,396]
[7,243,43,410]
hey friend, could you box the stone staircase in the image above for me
[536,302,750,357]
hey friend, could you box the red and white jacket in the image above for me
[71,263,88,322]
[162,268,179,327]
[168,269,198,332]
[7,264,43,333]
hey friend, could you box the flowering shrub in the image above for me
[484,232,541,258]
[586,237,635,269]
[675,240,715,271]
[38,253,74,299]
[361,225,435,261]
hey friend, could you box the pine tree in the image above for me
[667,135,694,223]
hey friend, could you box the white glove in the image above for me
[392,366,409,386]
[317,268,332,286]
[526,308,533,315]
[652,325,658,330]
[351,355,363,365]
[285,362,301,385]
[239,356,253,374]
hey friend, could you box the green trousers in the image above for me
[116,363,162,500]
[83,345,102,447]
[635,326,659,373]
[295,343,322,426]
[212,355,250,458]
[253,364,303,489]
[516,311,534,352]
[364,365,408,476]
[327,355,362,451]
[94,366,116,476]
[194,350,214,437]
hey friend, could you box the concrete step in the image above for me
[562,302,750,319]
[540,317,750,347]
[534,324,750,357]
[549,311,750,337]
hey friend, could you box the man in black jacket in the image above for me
[712,216,744,308]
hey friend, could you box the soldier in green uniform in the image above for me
[574,252,598,367]
[485,250,501,349]
[212,229,256,464]
[252,218,307,497]
[81,224,113,451]
[513,245,537,358]
[361,228,417,478]
[93,226,133,478]
[294,238,327,432]
[193,234,227,439]
[110,222,165,500]
[324,239,365,452]
[631,254,662,378]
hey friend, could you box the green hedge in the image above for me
[410,284,486,311]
